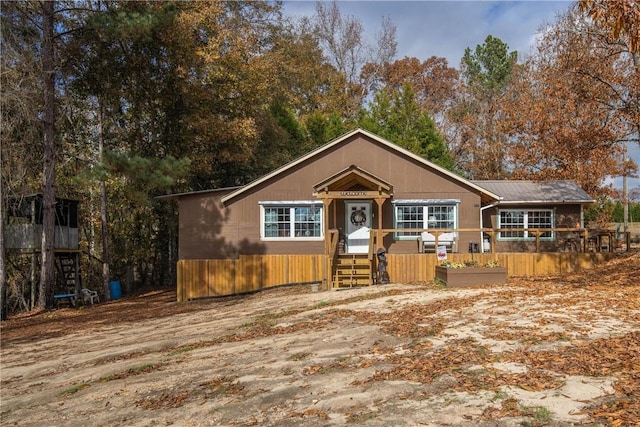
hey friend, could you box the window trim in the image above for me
[497,208,555,241]
[392,200,459,241]
[259,201,324,241]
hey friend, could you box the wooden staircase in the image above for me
[55,252,81,294]
[333,253,374,288]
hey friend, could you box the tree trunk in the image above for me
[38,0,56,310]
[98,103,111,300]
[0,145,6,320]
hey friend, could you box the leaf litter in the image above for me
[1,252,638,426]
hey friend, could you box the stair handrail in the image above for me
[328,229,339,259]
[327,229,340,288]
[368,230,377,285]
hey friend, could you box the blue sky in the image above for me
[282,1,639,193]
[283,0,571,65]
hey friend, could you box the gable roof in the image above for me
[473,180,594,204]
[313,164,393,194]
[222,128,501,204]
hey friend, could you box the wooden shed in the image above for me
[5,194,82,305]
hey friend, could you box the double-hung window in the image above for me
[392,200,458,239]
[260,202,323,240]
[498,209,554,240]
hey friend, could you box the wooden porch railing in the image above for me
[176,252,617,301]
[372,227,631,254]
[176,226,630,301]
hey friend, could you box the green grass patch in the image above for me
[517,404,553,425]
[243,310,298,328]
[529,405,553,424]
[346,411,377,423]
[288,352,311,361]
[169,345,195,356]
[99,363,160,382]
[433,278,447,288]
[130,363,156,373]
[260,310,294,320]
[204,376,244,397]
[491,390,509,401]
[60,382,90,396]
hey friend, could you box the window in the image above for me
[261,202,323,240]
[500,210,525,239]
[498,209,554,240]
[395,205,423,236]
[263,207,290,238]
[393,200,458,239]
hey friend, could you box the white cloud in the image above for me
[283,0,572,65]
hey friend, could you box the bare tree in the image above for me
[314,0,365,86]
[361,15,397,95]
[313,0,397,116]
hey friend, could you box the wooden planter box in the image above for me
[435,266,507,287]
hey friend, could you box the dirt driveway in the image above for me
[2,253,639,426]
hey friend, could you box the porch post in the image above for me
[323,198,332,290]
[323,199,331,254]
[375,198,384,229]
[375,198,384,250]
[332,198,337,232]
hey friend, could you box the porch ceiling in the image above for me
[313,165,393,194]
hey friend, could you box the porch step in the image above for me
[335,256,370,266]
[333,254,373,288]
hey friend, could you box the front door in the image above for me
[345,201,372,253]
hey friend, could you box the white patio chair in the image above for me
[81,288,100,305]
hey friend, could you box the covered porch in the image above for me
[313,164,393,253]
[313,165,393,288]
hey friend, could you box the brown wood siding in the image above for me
[176,252,613,301]
[178,191,245,259]
[481,204,583,253]
[183,134,487,258]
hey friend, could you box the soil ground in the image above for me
[1,253,639,426]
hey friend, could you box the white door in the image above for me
[345,201,372,253]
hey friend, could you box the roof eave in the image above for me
[496,199,595,205]
[156,186,242,200]
[221,128,501,204]
[221,129,363,204]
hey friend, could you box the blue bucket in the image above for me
[109,280,122,299]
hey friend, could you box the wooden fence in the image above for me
[177,254,326,302]
[385,252,612,283]
[176,252,613,301]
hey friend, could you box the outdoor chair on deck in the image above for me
[420,231,457,253]
[562,233,581,252]
[81,288,100,305]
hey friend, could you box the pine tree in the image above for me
[359,84,454,169]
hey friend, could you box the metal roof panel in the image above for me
[472,180,594,203]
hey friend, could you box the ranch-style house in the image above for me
[161,128,607,300]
